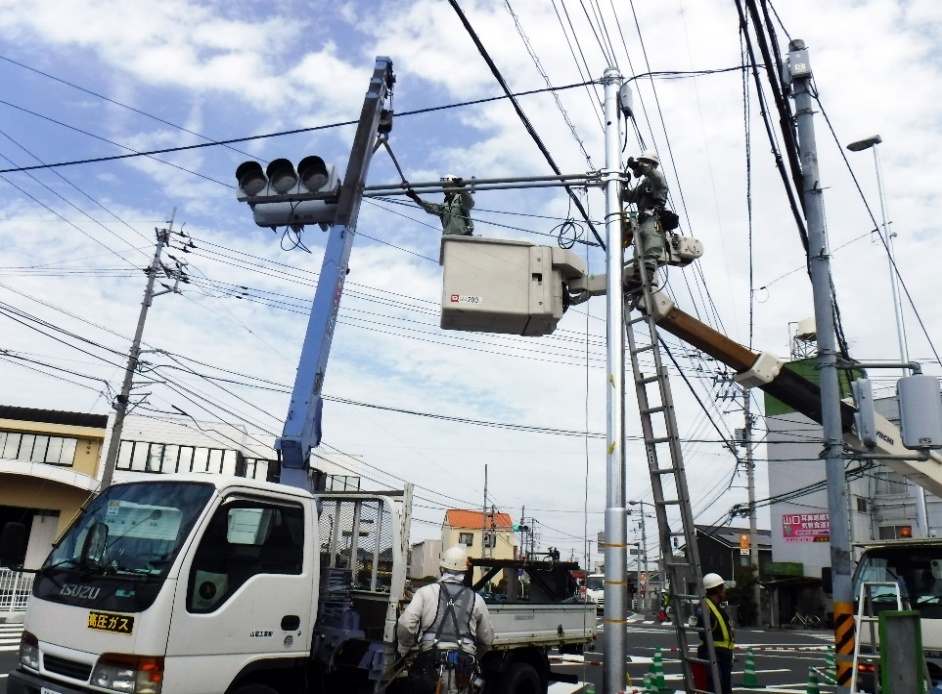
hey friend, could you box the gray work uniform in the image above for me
[396,573,494,656]
[416,189,475,236]
[622,166,669,278]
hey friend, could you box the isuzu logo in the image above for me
[60,583,101,600]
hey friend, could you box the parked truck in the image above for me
[0,474,595,693]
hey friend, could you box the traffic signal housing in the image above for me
[235,156,341,230]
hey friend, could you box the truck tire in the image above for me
[495,662,541,694]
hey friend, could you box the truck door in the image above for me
[164,496,316,689]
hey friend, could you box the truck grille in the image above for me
[43,653,92,681]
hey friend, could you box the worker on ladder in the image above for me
[397,545,494,693]
[621,150,677,291]
[694,573,735,694]
[406,175,475,236]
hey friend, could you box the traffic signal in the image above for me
[235,156,341,230]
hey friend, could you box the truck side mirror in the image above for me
[0,522,27,568]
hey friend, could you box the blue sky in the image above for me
[0,0,940,561]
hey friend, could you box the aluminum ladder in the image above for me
[623,247,721,693]
[849,581,931,693]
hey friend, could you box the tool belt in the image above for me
[407,648,476,693]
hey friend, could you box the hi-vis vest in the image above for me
[422,582,475,648]
[706,599,734,650]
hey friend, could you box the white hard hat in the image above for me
[637,150,660,167]
[440,545,469,572]
[703,573,725,590]
[440,174,460,183]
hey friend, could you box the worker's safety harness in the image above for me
[408,582,480,693]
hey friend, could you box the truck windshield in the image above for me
[45,481,213,578]
[586,576,604,591]
[853,546,942,619]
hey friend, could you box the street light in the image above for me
[846,134,909,373]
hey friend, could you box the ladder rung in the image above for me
[652,466,678,475]
[647,436,673,445]
[638,374,661,385]
[632,343,656,354]
[640,405,666,416]
[665,561,693,570]
[687,656,713,665]
[628,314,649,326]
[674,593,700,601]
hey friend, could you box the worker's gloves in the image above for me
[406,188,420,201]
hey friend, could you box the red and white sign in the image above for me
[781,513,830,543]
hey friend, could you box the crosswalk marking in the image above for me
[0,623,23,652]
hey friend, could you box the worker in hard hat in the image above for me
[694,572,735,694]
[621,150,672,291]
[406,175,475,236]
[397,545,494,692]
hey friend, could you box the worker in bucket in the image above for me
[397,545,494,693]
[621,150,677,291]
[406,175,475,236]
[693,572,735,694]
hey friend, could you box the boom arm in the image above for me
[644,291,942,497]
[278,58,395,489]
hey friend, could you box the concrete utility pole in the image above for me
[744,391,761,617]
[788,40,855,691]
[601,65,627,694]
[100,217,181,489]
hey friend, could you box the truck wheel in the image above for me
[496,662,541,694]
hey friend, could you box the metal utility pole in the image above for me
[789,40,854,691]
[601,65,627,694]
[744,391,760,616]
[100,218,180,489]
[483,464,488,560]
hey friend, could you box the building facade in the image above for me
[442,509,515,583]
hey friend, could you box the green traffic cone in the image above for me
[649,647,667,690]
[824,647,837,684]
[643,672,654,693]
[806,666,820,694]
[741,648,765,688]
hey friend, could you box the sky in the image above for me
[0,0,940,566]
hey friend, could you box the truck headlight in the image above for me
[19,631,39,671]
[91,653,163,694]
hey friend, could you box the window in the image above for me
[188,500,304,613]
[459,532,474,546]
[0,430,79,466]
[878,525,913,540]
[856,497,868,513]
[874,469,908,496]
[327,475,361,492]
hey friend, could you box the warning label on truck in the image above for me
[87,611,135,634]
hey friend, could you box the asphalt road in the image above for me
[553,615,839,693]
[1,618,838,693]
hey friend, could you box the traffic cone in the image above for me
[823,647,837,684]
[648,647,667,690]
[741,648,764,688]
[642,673,654,693]
[806,667,820,694]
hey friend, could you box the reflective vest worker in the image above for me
[694,572,734,694]
[397,545,494,693]
[406,174,475,236]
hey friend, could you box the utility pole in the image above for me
[788,40,854,691]
[100,216,182,490]
[482,464,488,561]
[744,390,760,617]
[601,65,627,694]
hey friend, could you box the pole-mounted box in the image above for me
[898,374,942,449]
[439,236,586,336]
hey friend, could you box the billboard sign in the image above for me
[781,513,830,543]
